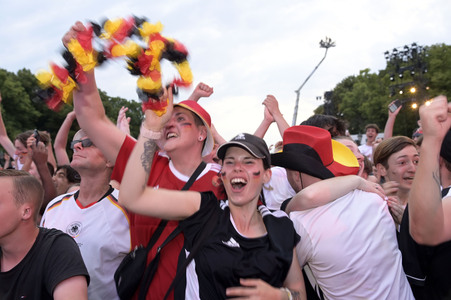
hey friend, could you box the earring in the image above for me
[198,137,203,141]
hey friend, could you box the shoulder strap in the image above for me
[163,195,217,299]
[138,161,207,299]
[138,226,181,300]
[144,219,167,251]
[143,160,206,251]
[182,161,207,191]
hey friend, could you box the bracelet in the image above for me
[280,287,292,300]
[140,124,162,140]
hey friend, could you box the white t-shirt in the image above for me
[13,154,23,170]
[41,188,131,300]
[358,144,373,161]
[291,189,414,300]
[263,167,296,210]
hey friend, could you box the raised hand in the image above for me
[143,86,174,132]
[62,21,87,47]
[117,106,131,136]
[419,95,451,140]
[188,82,214,102]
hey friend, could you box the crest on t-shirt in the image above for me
[66,221,83,237]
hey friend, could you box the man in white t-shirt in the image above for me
[270,125,414,300]
[41,129,130,300]
[263,166,296,210]
[358,123,380,161]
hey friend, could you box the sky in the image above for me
[1,0,450,147]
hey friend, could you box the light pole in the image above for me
[291,37,335,126]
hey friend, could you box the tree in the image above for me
[0,67,144,158]
[99,90,143,138]
[323,69,388,134]
[0,69,41,139]
[426,44,451,97]
[315,43,450,137]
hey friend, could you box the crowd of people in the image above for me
[1,21,451,300]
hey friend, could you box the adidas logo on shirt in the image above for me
[222,237,240,248]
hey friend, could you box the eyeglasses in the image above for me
[70,139,94,150]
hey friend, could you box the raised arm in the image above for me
[118,89,200,220]
[254,103,275,138]
[409,95,451,245]
[20,147,33,172]
[187,82,214,102]
[54,111,76,166]
[63,22,126,164]
[0,91,16,158]
[185,82,226,145]
[384,100,402,139]
[211,123,227,145]
[264,95,290,137]
[286,175,385,213]
[27,136,57,211]
[116,106,132,137]
[3,153,11,169]
[254,95,291,139]
[45,133,57,170]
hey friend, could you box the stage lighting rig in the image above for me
[384,43,429,104]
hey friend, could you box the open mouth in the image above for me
[230,177,247,190]
[166,132,178,139]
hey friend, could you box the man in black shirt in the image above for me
[401,96,451,299]
[0,169,89,299]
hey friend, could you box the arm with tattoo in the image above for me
[117,88,171,212]
[118,87,202,220]
[141,139,158,174]
[409,96,451,245]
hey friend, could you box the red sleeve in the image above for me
[111,135,137,183]
[111,136,163,185]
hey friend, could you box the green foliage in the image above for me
[0,67,143,157]
[99,90,143,138]
[0,69,41,138]
[316,43,451,137]
[427,44,451,96]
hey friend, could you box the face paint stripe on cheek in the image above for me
[252,171,261,177]
[220,171,226,177]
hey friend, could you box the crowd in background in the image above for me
[1,22,451,300]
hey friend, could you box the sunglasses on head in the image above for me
[70,139,94,150]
